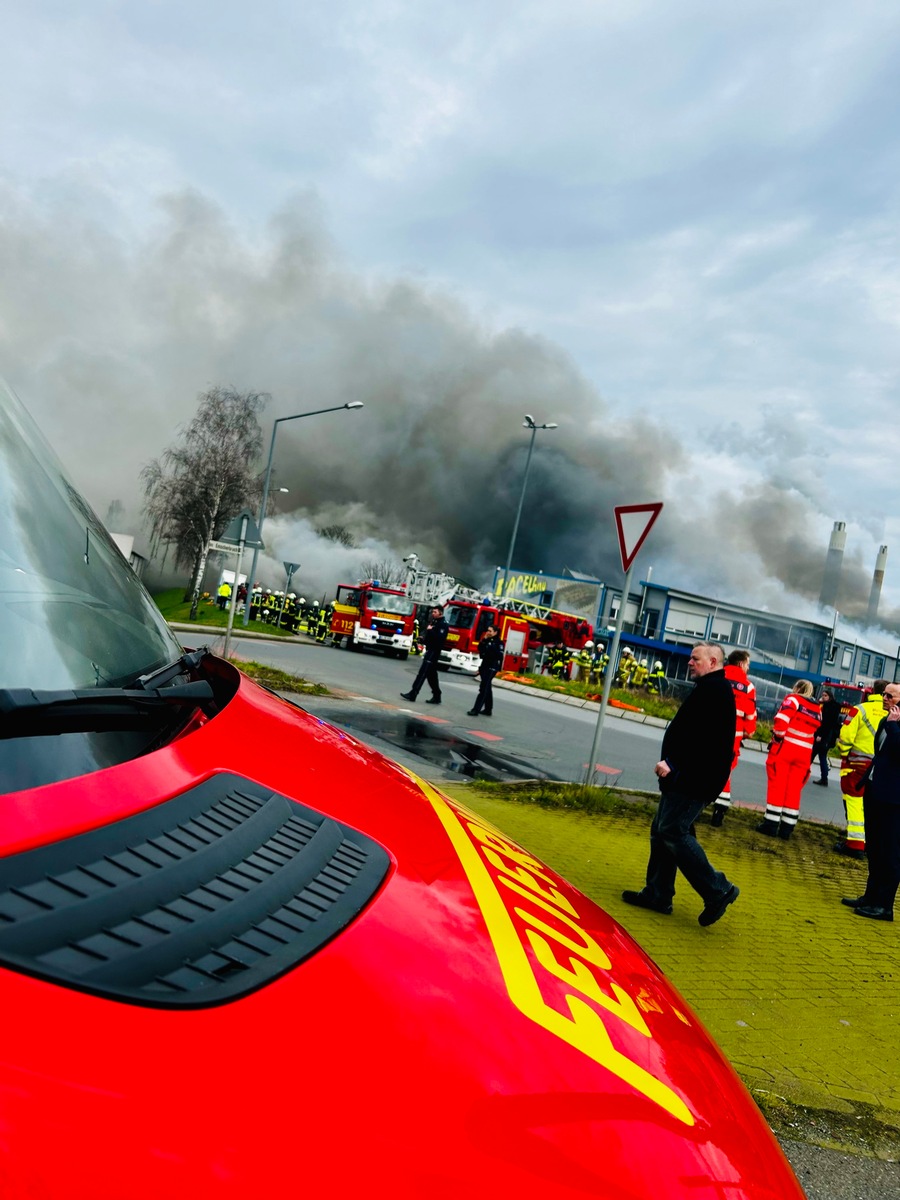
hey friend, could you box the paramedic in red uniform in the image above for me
[710,649,757,827]
[756,680,821,839]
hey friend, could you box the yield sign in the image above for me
[614,503,663,573]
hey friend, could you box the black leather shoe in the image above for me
[812,778,828,786]
[400,691,416,702]
[425,696,441,704]
[621,889,672,915]
[756,821,779,836]
[466,709,479,717]
[841,896,865,908]
[699,884,740,927]
[710,805,726,827]
[854,905,893,922]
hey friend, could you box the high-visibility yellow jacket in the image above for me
[837,694,886,767]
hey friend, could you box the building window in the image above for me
[841,648,853,670]
[730,621,752,647]
[874,656,885,677]
[860,653,871,674]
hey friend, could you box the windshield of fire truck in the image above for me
[363,590,415,617]
[445,604,477,629]
[0,379,184,691]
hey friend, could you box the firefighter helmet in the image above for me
[585,641,594,648]
[654,661,663,669]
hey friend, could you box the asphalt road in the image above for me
[214,633,848,828]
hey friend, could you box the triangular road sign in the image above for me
[283,561,301,576]
[220,508,264,549]
[614,503,663,573]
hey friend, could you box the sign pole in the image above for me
[583,501,663,787]
[584,560,634,785]
[223,515,249,660]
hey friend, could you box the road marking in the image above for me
[397,710,450,724]
[469,730,503,741]
[583,763,623,775]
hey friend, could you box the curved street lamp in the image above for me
[242,401,365,625]
[497,414,557,600]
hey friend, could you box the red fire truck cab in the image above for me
[440,598,594,675]
[821,680,873,718]
[330,581,416,658]
[441,600,531,673]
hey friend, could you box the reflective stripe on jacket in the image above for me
[773,694,821,754]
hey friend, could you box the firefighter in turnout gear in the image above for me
[588,642,606,687]
[316,602,331,643]
[711,650,758,826]
[835,680,889,857]
[410,618,422,655]
[616,647,636,686]
[548,643,569,680]
[576,643,593,681]
[647,661,666,695]
[632,659,649,689]
[757,680,821,839]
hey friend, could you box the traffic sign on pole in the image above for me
[209,540,240,555]
[614,503,663,573]
[584,501,664,786]
[220,508,264,549]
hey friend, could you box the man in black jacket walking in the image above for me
[623,643,740,927]
[401,606,449,705]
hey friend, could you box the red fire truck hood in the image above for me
[0,379,802,1197]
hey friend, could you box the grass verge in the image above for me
[235,659,329,696]
[153,588,298,637]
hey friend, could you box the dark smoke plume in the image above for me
[0,185,893,634]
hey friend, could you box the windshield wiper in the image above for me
[0,681,214,739]
[131,647,210,691]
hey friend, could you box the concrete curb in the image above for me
[491,677,841,760]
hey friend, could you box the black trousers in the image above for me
[471,668,498,715]
[646,788,732,906]
[862,797,900,911]
[409,654,441,699]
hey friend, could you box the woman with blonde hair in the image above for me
[757,679,821,839]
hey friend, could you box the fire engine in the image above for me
[0,379,805,1197]
[441,597,593,673]
[821,680,873,717]
[330,581,416,658]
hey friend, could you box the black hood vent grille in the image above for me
[0,774,390,1008]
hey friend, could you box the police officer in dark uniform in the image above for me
[467,625,504,717]
[401,606,449,704]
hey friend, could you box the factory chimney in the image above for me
[819,521,847,610]
[866,544,888,627]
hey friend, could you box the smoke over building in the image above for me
[0,188,895,631]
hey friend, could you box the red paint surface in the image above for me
[0,659,804,1199]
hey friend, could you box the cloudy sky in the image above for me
[2,1,899,631]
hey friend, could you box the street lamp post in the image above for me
[498,414,557,599]
[242,401,365,626]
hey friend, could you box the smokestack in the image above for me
[819,520,847,610]
[866,544,888,627]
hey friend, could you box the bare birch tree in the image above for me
[142,386,268,619]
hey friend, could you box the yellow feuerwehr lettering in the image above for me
[480,847,579,918]
[467,824,546,874]
[498,875,613,971]
[400,770,695,1126]
[525,929,651,1038]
